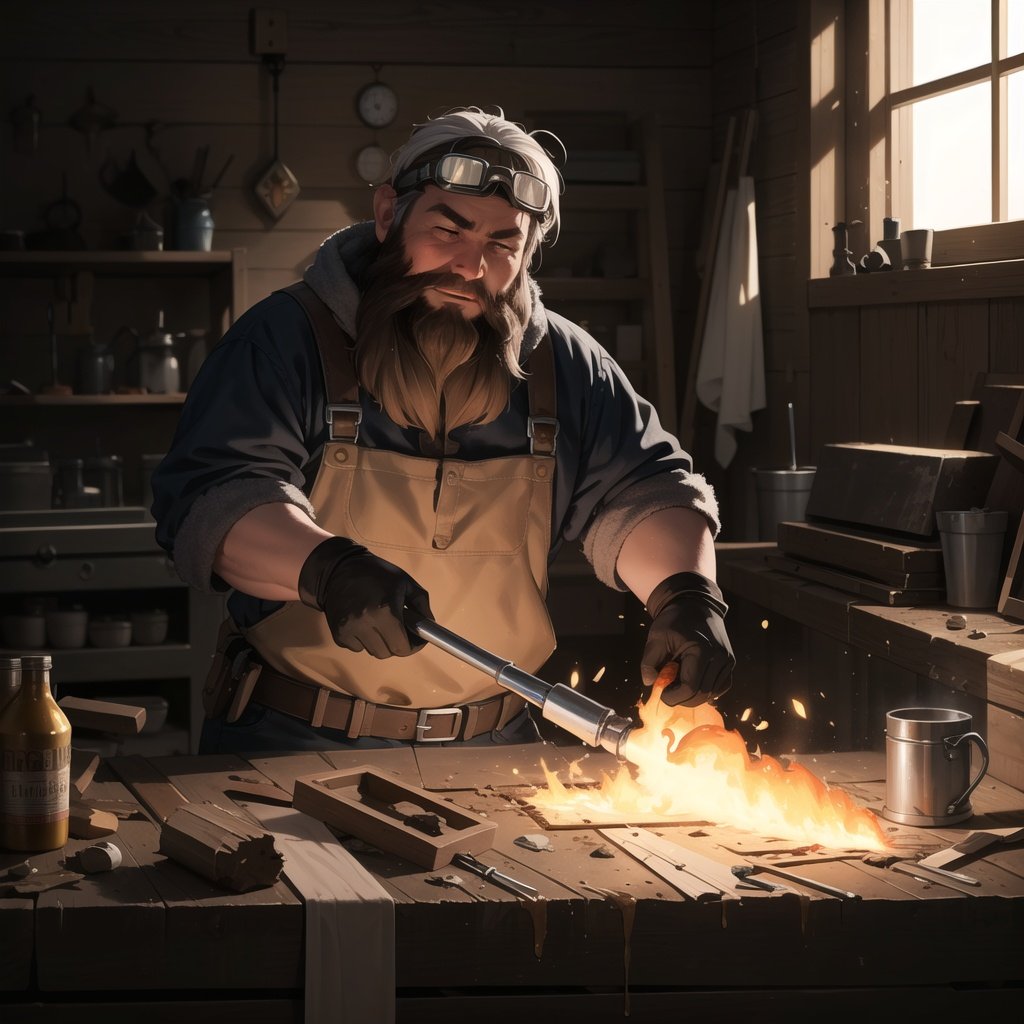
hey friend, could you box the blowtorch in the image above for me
[412,619,636,759]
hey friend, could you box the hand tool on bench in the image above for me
[411,618,636,758]
[451,853,539,900]
[748,863,861,900]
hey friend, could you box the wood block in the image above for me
[805,443,999,537]
[292,765,498,870]
[776,520,943,584]
[765,554,945,607]
[59,696,146,735]
[988,703,1024,790]
[159,803,284,893]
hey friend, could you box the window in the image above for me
[809,0,1024,277]
[889,0,1024,231]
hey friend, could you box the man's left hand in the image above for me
[640,572,735,707]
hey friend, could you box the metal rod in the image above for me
[787,401,797,470]
[752,863,861,900]
[412,618,635,758]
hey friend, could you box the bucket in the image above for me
[753,467,816,542]
[935,509,1007,608]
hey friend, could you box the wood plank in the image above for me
[989,298,1024,372]
[6,1,712,66]
[988,703,1024,790]
[808,307,860,454]
[766,553,945,606]
[0,899,33,990]
[918,301,990,447]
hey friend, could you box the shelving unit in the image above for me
[532,115,677,430]
[0,248,245,753]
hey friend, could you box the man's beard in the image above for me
[354,225,529,441]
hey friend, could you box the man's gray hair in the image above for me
[389,106,563,242]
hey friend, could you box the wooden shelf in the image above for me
[0,644,193,683]
[535,276,647,301]
[0,250,235,277]
[562,185,649,210]
[0,393,185,405]
[807,259,1024,307]
[0,393,185,406]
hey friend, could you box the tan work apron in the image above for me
[245,284,558,709]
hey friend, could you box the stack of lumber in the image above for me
[771,442,999,605]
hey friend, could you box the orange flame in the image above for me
[536,668,888,851]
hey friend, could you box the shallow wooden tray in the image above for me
[292,764,497,869]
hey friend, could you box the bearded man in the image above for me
[152,107,735,754]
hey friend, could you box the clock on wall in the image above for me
[356,144,391,185]
[356,82,398,128]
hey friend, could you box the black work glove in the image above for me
[641,571,735,707]
[298,536,434,659]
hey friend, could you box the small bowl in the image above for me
[1,614,46,649]
[88,618,132,648]
[45,609,88,649]
[130,609,168,645]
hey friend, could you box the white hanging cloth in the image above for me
[695,174,766,468]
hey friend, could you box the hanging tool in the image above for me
[451,853,539,901]
[411,618,636,759]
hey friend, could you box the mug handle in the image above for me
[944,731,990,816]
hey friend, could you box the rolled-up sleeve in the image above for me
[152,295,319,591]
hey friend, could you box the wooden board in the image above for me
[805,443,999,538]
[776,520,944,583]
[766,553,945,606]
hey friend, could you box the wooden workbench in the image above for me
[1,743,1022,1022]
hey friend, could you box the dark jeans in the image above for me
[200,701,541,754]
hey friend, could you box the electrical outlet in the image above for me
[250,8,287,56]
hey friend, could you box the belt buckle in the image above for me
[415,706,464,742]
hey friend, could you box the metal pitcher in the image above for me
[881,708,989,826]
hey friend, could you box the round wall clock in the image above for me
[355,144,391,185]
[356,82,398,128]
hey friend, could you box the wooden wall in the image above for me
[2,0,713,400]
[700,0,804,540]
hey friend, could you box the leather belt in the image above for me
[250,663,526,742]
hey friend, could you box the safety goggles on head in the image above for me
[395,152,552,217]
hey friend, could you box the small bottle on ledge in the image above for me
[829,222,857,277]
[0,654,72,852]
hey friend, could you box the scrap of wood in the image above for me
[222,779,293,805]
[80,798,142,820]
[108,754,188,823]
[0,869,85,896]
[58,696,146,735]
[159,802,284,893]
[69,799,119,839]
[70,748,100,797]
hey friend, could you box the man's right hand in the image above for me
[297,536,433,658]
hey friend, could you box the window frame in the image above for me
[814,0,1024,279]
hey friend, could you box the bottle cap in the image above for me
[20,654,52,671]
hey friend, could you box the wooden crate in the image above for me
[292,765,497,870]
[805,443,999,537]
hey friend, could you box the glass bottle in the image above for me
[1,657,21,711]
[0,654,72,852]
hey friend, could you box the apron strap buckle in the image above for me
[527,415,559,456]
[326,403,362,442]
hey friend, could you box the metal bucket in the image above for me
[752,467,816,542]
[881,708,989,826]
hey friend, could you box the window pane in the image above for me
[910,0,990,85]
[1010,72,1024,221]
[1010,0,1024,57]
[907,82,991,230]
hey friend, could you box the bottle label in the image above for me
[1,747,71,825]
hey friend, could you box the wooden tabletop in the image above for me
[2,744,1023,1019]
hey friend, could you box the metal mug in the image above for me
[882,708,989,826]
